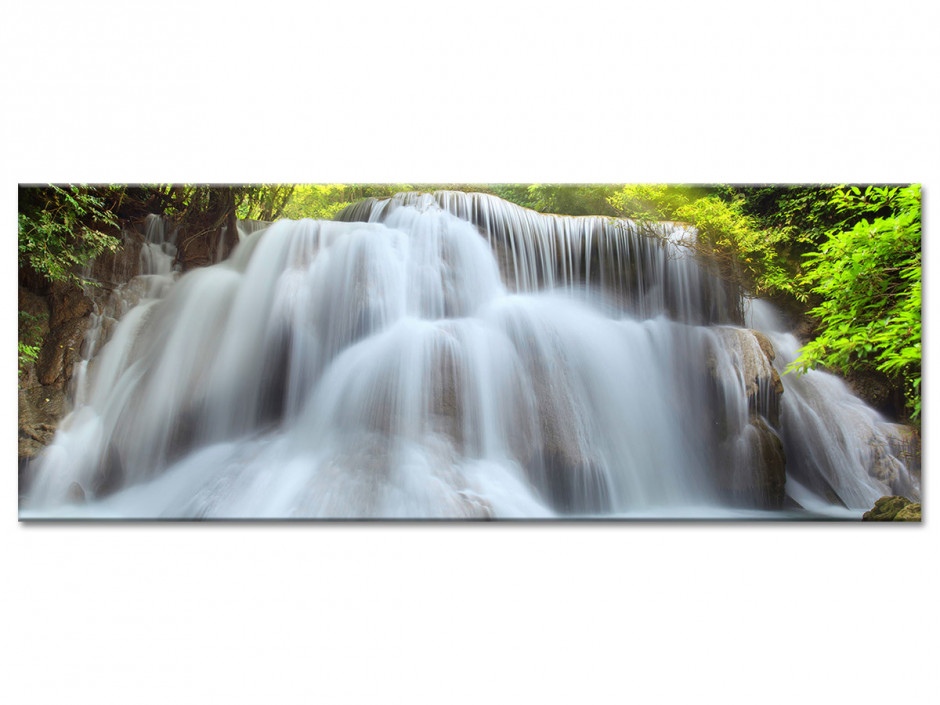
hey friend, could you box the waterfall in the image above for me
[70,215,181,409]
[20,192,919,519]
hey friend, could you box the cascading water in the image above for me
[70,215,181,409]
[20,192,919,519]
[746,300,920,511]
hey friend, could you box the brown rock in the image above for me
[715,414,787,509]
[752,330,776,363]
[66,482,86,504]
[18,386,66,460]
[36,315,90,386]
[708,328,784,425]
[18,286,50,323]
[48,282,92,329]
[89,232,141,284]
[884,424,921,481]
[178,227,223,271]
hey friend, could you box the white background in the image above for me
[2,2,937,703]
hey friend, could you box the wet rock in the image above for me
[48,281,93,328]
[752,330,776,364]
[19,283,91,465]
[430,346,463,447]
[706,328,787,507]
[868,445,901,489]
[749,415,787,506]
[92,444,125,498]
[883,424,921,483]
[529,372,609,514]
[843,368,903,419]
[89,232,142,284]
[715,414,787,509]
[178,226,224,271]
[66,482,86,504]
[18,386,66,460]
[862,495,917,521]
[18,458,34,499]
[538,449,611,514]
[707,327,784,425]
[36,315,90,386]
[454,490,495,519]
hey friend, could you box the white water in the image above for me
[746,300,920,508]
[21,193,919,519]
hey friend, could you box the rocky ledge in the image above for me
[862,495,922,522]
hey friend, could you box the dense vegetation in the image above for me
[602,183,921,421]
[18,183,921,422]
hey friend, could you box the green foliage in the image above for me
[279,184,353,220]
[790,185,921,419]
[493,184,620,216]
[720,185,843,245]
[608,183,922,421]
[18,341,40,369]
[18,185,122,286]
[607,184,698,221]
[234,185,296,221]
[607,184,799,296]
[278,184,419,220]
[18,310,47,377]
[276,183,619,221]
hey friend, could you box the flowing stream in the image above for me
[21,193,919,519]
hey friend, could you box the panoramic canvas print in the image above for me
[17,184,922,520]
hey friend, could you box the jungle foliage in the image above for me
[18,185,123,287]
[604,183,921,420]
[792,185,921,420]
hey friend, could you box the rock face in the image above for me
[744,415,787,506]
[88,231,142,285]
[707,327,787,508]
[17,214,237,486]
[19,279,94,472]
[18,386,67,460]
[862,495,922,522]
[883,424,922,485]
[177,219,239,272]
[19,217,157,470]
[36,314,90,386]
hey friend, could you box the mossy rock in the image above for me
[893,503,921,522]
[862,495,914,521]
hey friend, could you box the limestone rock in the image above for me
[48,281,92,328]
[706,327,787,508]
[66,482,86,504]
[883,424,921,482]
[708,327,784,423]
[715,414,787,509]
[748,415,787,506]
[89,232,142,284]
[752,330,777,363]
[36,315,90,386]
[18,386,66,460]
